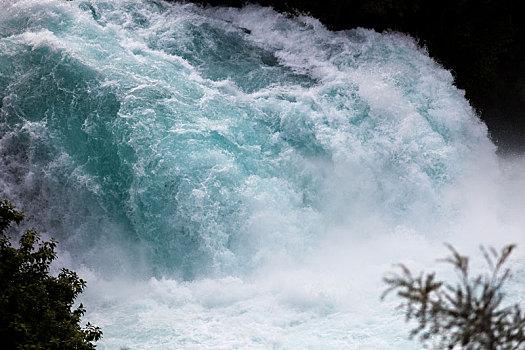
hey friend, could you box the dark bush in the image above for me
[0,199,102,349]
[383,244,525,349]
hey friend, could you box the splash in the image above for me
[1,0,523,348]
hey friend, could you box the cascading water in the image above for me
[1,0,523,348]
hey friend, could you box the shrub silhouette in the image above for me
[0,199,102,349]
[383,244,525,349]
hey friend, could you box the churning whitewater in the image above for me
[0,0,523,348]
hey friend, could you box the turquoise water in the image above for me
[1,1,523,348]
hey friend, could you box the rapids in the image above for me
[1,0,523,348]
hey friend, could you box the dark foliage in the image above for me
[185,0,525,152]
[382,244,525,349]
[0,199,102,349]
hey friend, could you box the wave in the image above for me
[1,0,523,348]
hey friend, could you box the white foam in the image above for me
[1,1,523,349]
